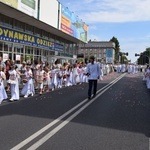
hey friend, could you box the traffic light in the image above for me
[135,53,140,57]
[135,53,143,57]
[120,52,128,56]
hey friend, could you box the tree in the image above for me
[110,36,120,63]
[137,47,150,65]
[120,55,128,64]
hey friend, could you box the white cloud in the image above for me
[61,0,150,23]
[88,34,101,41]
[119,36,150,63]
[88,25,97,30]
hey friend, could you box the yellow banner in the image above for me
[0,0,18,8]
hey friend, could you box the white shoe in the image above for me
[31,93,34,96]
[9,98,14,101]
[24,95,28,98]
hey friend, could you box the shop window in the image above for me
[34,27,41,37]
[42,30,49,39]
[49,33,55,42]
[14,44,23,54]
[0,41,3,52]
[43,50,48,56]
[4,42,13,52]
[3,16,13,28]
[13,20,24,31]
[0,14,4,25]
[50,51,55,56]
[34,48,41,55]
[25,46,33,54]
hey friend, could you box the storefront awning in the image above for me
[0,2,84,44]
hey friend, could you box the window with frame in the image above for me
[0,14,5,26]
[42,30,49,39]
[13,20,24,31]
[3,16,13,28]
[34,27,41,37]
[25,24,33,34]
[0,41,3,52]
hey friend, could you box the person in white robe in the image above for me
[99,63,104,80]
[43,67,50,92]
[72,64,79,85]
[121,64,126,73]
[117,63,121,73]
[31,60,40,89]
[127,64,132,74]
[57,68,63,88]
[67,65,73,86]
[8,65,19,101]
[36,65,45,95]
[82,64,88,83]
[65,65,71,86]
[77,66,82,84]
[135,65,139,74]
[0,66,7,104]
[21,65,35,97]
[145,67,150,89]
[132,65,136,74]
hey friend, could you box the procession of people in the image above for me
[0,58,92,104]
[0,55,150,105]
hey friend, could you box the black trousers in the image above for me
[88,80,97,98]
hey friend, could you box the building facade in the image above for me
[78,41,115,64]
[0,0,88,65]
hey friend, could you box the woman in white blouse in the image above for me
[0,66,7,104]
[21,65,35,97]
[8,65,19,101]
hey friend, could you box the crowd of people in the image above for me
[143,65,150,89]
[0,57,107,104]
[1,56,149,105]
[114,63,145,74]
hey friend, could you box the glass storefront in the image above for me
[0,13,78,65]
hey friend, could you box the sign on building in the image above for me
[106,48,114,63]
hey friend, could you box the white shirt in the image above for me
[86,62,101,80]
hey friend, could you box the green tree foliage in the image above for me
[137,47,150,65]
[110,36,120,63]
[120,55,128,64]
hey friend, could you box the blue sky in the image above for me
[58,0,150,63]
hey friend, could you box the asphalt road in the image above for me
[0,72,150,150]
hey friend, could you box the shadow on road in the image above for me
[0,73,150,137]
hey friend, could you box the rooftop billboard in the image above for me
[39,0,59,28]
[0,0,38,18]
[60,4,88,43]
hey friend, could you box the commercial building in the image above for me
[78,41,115,64]
[0,0,88,64]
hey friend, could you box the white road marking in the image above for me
[27,74,126,150]
[148,138,150,150]
[11,73,126,150]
